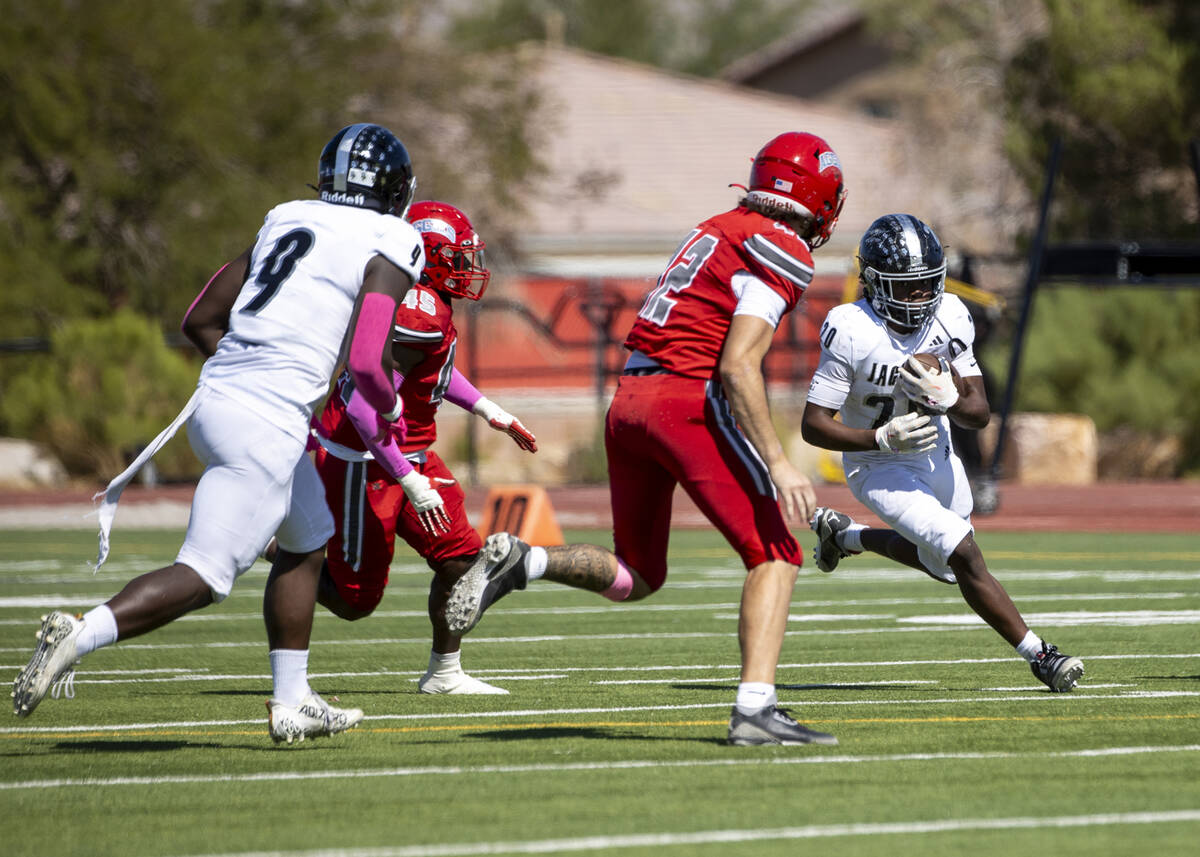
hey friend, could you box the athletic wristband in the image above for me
[472,396,504,423]
[382,396,404,422]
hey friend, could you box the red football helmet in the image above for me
[743,132,846,249]
[407,201,490,300]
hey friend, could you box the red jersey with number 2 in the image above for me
[623,206,815,378]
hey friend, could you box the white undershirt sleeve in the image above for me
[731,272,787,329]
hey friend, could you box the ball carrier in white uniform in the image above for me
[12,124,425,741]
[801,213,1085,693]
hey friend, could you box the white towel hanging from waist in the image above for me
[92,385,207,570]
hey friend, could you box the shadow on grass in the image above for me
[2,738,350,755]
[459,725,728,746]
[198,689,278,697]
[50,739,226,752]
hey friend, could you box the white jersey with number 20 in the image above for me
[807,293,981,470]
[200,199,424,441]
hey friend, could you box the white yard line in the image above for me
[52,672,567,686]
[2,589,1189,622]
[0,590,1194,625]
[7,613,1200,654]
[2,651,1197,676]
[178,810,1200,857]
[1,746,1196,792]
[2,689,1196,735]
[591,678,941,686]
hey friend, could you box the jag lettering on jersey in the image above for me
[866,362,903,386]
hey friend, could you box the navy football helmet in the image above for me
[317,124,416,217]
[858,213,946,331]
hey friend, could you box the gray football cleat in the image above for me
[1030,643,1085,692]
[12,611,84,718]
[445,532,530,635]
[728,705,838,746]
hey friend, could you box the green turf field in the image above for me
[2,527,1198,857]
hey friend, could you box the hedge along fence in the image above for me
[0,310,201,480]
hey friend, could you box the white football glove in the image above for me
[897,355,960,413]
[875,411,939,454]
[473,397,538,452]
[398,470,451,535]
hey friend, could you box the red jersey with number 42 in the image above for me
[623,206,815,379]
[319,284,457,453]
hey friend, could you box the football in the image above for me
[908,352,968,397]
[910,352,943,374]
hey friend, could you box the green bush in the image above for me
[0,310,201,480]
[983,287,1200,473]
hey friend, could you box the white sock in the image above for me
[427,649,461,675]
[76,605,119,657]
[735,681,777,716]
[1015,630,1045,663]
[840,524,867,553]
[269,649,311,705]
[526,546,548,581]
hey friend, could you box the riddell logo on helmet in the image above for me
[320,189,368,206]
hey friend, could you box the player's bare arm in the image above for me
[802,401,939,456]
[946,375,989,430]
[800,401,879,452]
[719,313,816,522]
[181,248,251,358]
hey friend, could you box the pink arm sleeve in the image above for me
[444,367,484,411]
[347,292,400,414]
[344,383,414,480]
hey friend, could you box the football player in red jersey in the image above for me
[311,201,537,694]
[447,133,846,745]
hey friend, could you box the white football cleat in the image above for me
[12,611,84,718]
[266,691,364,745]
[809,507,856,574]
[418,668,510,695]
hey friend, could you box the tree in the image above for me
[448,0,808,77]
[0,311,201,477]
[863,0,1198,242]
[1004,0,1195,241]
[0,0,541,338]
[0,1,542,459]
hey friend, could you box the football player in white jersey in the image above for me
[801,214,1085,693]
[12,124,426,741]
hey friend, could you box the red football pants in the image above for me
[604,373,802,592]
[315,448,482,612]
